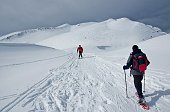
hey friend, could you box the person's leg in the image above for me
[79,52,82,58]
[79,52,81,58]
[133,75,144,98]
[80,52,83,58]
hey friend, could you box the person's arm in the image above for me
[126,54,133,68]
[123,53,133,70]
[82,47,83,53]
[77,48,78,53]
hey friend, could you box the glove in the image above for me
[123,65,128,70]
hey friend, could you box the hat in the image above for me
[132,45,138,51]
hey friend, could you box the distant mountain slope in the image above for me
[0,18,166,50]
[0,26,72,43]
[37,18,166,50]
[0,22,96,43]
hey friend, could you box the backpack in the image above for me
[133,53,148,72]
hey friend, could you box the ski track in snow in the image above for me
[1,54,170,112]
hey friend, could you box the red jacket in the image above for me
[77,47,83,53]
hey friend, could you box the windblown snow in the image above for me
[0,18,170,112]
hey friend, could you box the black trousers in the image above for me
[133,75,144,98]
[79,52,83,58]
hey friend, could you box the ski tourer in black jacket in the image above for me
[126,49,150,75]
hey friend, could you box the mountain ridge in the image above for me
[0,18,166,50]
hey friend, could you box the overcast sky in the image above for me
[0,0,170,36]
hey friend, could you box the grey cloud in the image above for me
[0,0,170,36]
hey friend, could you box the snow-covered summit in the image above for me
[0,18,166,50]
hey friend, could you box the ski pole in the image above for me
[124,70,128,98]
[143,74,146,92]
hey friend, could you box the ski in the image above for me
[135,92,149,110]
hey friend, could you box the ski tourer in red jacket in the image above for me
[77,45,83,58]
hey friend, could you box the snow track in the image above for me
[1,54,170,112]
[0,53,75,112]
[25,55,133,112]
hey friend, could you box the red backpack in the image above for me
[133,53,148,72]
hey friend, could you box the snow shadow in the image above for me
[97,46,111,50]
[145,89,170,107]
[81,56,96,59]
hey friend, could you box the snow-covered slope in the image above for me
[0,19,169,112]
[0,23,96,44]
[0,26,72,43]
[0,43,73,111]
[0,34,170,112]
[0,18,165,51]
[97,33,170,112]
[33,18,166,50]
